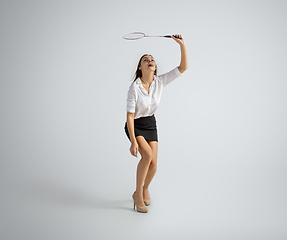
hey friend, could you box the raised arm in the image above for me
[171,34,188,74]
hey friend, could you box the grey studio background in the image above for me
[1,0,287,239]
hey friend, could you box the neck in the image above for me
[140,71,154,85]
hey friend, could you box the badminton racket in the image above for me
[123,32,181,40]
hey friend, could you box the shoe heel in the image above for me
[132,191,148,213]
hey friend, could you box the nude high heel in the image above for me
[143,198,151,206]
[143,188,151,206]
[132,191,148,213]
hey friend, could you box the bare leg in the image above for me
[134,136,152,206]
[143,141,158,200]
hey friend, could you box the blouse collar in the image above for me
[135,75,157,85]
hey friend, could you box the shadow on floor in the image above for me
[21,182,134,211]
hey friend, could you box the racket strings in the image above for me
[123,32,145,40]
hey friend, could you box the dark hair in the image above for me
[133,54,157,81]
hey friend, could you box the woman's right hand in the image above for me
[130,141,138,157]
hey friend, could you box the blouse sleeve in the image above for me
[158,67,182,87]
[126,84,136,113]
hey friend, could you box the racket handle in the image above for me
[164,35,181,39]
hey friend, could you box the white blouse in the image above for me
[126,67,182,119]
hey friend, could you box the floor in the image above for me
[1,161,286,240]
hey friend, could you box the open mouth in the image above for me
[148,64,153,67]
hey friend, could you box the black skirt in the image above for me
[124,114,158,142]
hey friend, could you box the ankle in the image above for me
[143,186,149,190]
[135,190,143,196]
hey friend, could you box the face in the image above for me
[139,55,156,73]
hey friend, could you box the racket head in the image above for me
[123,32,146,40]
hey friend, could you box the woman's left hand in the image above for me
[171,34,185,46]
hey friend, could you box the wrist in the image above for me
[180,42,186,47]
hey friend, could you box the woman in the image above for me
[124,34,188,213]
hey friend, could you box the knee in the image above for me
[149,161,157,172]
[142,151,153,163]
